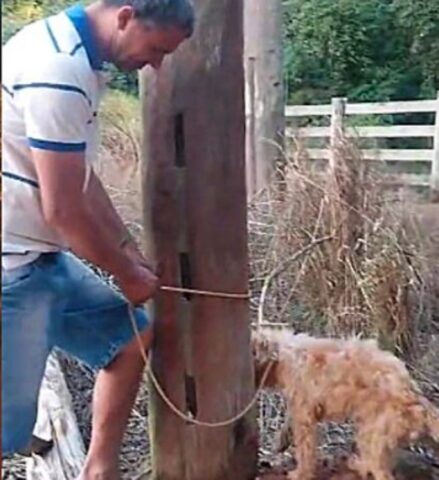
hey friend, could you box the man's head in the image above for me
[98,0,195,71]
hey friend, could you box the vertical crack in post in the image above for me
[174,113,186,167]
[184,374,198,419]
[180,251,197,418]
[179,253,193,301]
[174,111,196,418]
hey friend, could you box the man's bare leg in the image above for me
[78,328,152,480]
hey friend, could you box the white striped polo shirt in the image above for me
[2,4,107,269]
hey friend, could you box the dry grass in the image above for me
[249,137,436,356]
[94,90,145,244]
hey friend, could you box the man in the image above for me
[2,0,194,478]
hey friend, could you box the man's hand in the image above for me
[118,240,159,305]
[116,263,159,306]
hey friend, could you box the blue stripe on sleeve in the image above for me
[13,82,92,105]
[45,19,61,52]
[28,138,87,152]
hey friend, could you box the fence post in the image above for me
[329,97,346,172]
[431,91,439,202]
[245,56,257,201]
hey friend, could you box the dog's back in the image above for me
[252,328,439,479]
[252,328,439,438]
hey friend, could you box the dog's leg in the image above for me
[368,437,397,480]
[351,426,395,480]
[287,412,317,480]
[275,411,294,453]
[347,453,368,479]
[367,455,394,480]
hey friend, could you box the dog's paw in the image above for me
[347,455,368,477]
[347,455,360,470]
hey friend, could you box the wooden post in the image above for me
[244,0,285,199]
[329,97,346,173]
[246,56,257,201]
[140,0,257,479]
[431,91,439,202]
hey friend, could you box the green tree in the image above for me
[393,0,439,97]
[283,0,438,104]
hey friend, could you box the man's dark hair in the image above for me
[104,0,195,36]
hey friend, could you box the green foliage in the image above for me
[2,0,76,42]
[283,0,439,105]
[393,0,439,96]
[104,64,139,97]
[2,0,138,96]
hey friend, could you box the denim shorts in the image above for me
[1,252,150,454]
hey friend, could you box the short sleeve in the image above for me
[17,54,93,152]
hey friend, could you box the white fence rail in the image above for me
[285,93,439,198]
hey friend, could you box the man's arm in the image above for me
[33,149,158,305]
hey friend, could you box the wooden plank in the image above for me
[285,99,438,118]
[351,125,435,138]
[384,173,431,187]
[345,99,438,115]
[306,148,433,162]
[285,104,332,117]
[289,125,435,138]
[26,353,85,480]
[431,91,439,201]
[141,0,257,479]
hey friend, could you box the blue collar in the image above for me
[65,4,103,70]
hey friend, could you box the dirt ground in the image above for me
[258,450,439,480]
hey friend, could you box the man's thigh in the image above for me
[50,253,150,370]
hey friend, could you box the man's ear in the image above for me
[116,5,135,31]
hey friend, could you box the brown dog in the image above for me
[252,328,439,480]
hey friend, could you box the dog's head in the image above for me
[251,328,283,389]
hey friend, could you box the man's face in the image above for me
[112,7,188,71]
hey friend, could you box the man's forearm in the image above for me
[49,198,158,305]
[49,200,135,279]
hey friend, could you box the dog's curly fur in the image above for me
[252,328,439,480]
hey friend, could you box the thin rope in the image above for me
[159,284,250,300]
[128,306,273,428]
